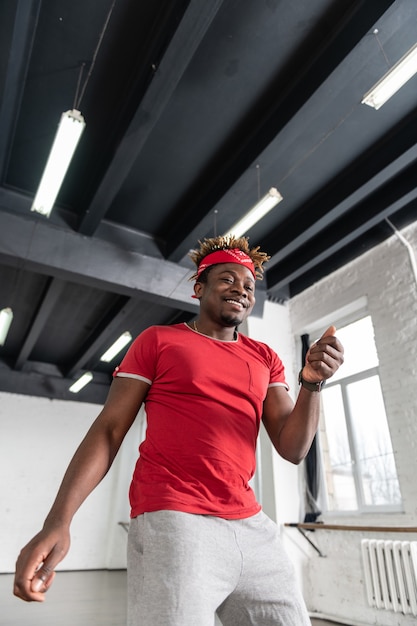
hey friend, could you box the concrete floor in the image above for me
[1,570,347,626]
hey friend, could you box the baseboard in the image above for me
[309,612,366,626]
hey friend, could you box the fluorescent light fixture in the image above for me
[362,42,417,110]
[69,371,93,393]
[100,331,133,363]
[31,109,86,217]
[223,187,283,238]
[0,307,13,346]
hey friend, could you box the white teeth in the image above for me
[226,299,243,307]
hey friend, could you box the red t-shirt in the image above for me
[114,323,288,519]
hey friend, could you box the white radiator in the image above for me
[361,539,417,616]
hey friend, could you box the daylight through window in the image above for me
[319,315,402,513]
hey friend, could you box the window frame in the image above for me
[300,307,404,517]
[321,364,403,515]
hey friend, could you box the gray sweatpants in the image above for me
[127,510,311,626]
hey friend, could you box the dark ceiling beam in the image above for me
[0,0,42,181]
[0,185,162,248]
[0,360,109,404]
[165,0,396,261]
[267,163,417,291]
[264,108,417,265]
[64,298,196,378]
[78,0,225,237]
[14,278,67,370]
[266,120,417,267]
[64,296,140,378]
[0,186,74,229]
[0,209,199,313]
[289,202,417,297]
[95,220,164,257]
[0,303,197,402]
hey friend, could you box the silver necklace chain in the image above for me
[192,320,237,341]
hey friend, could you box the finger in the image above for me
[311,326,342,358]
[15,541,65,601]
[307,352,336,372]
[13,582,45,603]
[320,325,336,339]
[13,564,50,603]
[316,327,344,363]
[14,549,44,601]
[309,326,337,351]
[14,565,57,602]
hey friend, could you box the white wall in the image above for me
[288,222,417,625]
[247,299,301,524]
[247,301,311,590]
[1,394,143,573]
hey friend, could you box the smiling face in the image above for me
[194,262,256,327]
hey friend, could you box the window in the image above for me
[319,315,402,513]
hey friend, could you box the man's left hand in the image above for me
[302,325,344,383]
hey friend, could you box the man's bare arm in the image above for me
[13,376,149,602]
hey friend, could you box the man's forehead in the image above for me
[212,263,256,281]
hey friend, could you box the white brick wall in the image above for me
[289,222,417,625]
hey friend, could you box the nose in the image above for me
[231,281,247,297]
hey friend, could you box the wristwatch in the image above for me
[298,369,325,392]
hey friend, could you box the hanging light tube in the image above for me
[0,307,13,346]
[69,371,93,393]
[223,187,283,238]
[362,42,417,110]
[31,109,86,217]
[100,331,133,363]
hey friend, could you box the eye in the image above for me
[222,277,234,284]
[246,284,254,293]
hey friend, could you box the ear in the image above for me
[193,281,203,299]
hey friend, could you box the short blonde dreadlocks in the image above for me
[189,235,270,281]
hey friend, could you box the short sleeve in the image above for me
[113,326,158,385]
[268,348,289,391]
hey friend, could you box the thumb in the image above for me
[30,546,65,593]
[31,566,56,592]
[320,325,336,339]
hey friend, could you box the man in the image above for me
[14,235,344,625]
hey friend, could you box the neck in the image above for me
[191,319,238,341]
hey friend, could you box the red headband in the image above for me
[196,249,256,279]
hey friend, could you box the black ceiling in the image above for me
[1,0,416,403]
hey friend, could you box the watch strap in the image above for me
[298,369,325,392]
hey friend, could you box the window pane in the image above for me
[321,385,357,511]
[347,376,402,507]
[330,316,379,382]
